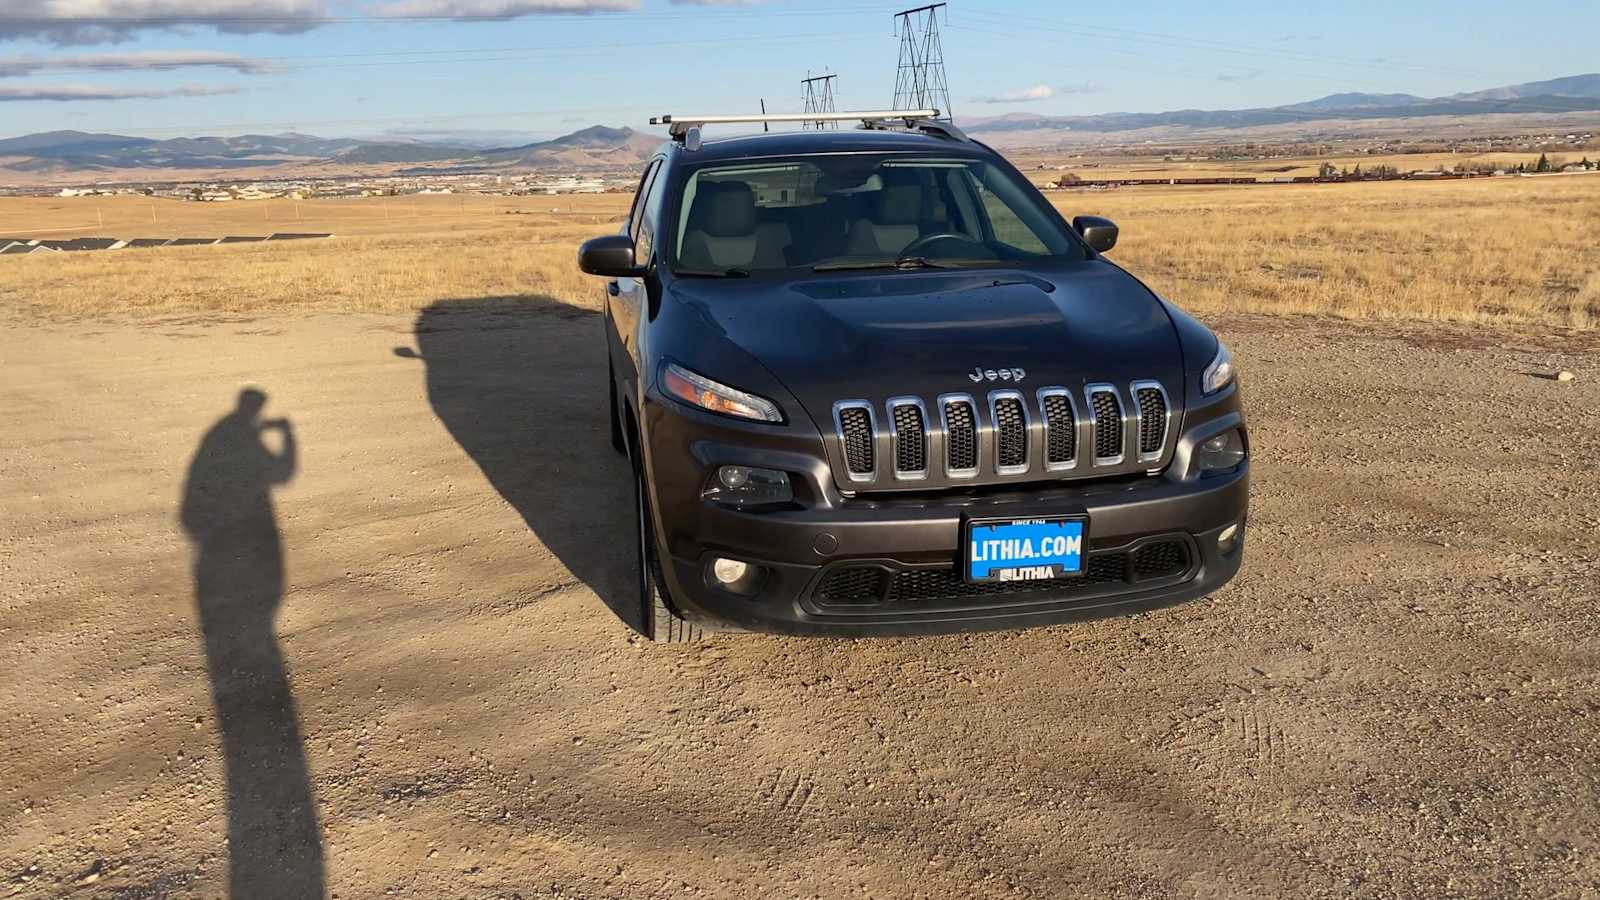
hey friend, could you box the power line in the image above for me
[892,3,953,122]
[802,71,838,129]
[0,4,898,26]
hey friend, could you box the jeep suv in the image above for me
[579,112,1248,642]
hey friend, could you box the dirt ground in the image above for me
[2,302,1598,899]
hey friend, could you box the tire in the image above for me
[632,445,705,644]
[607,362,626,455]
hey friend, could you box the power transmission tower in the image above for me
[801,72,838,129]
[891,3,953,122]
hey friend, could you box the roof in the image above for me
[671,127,991,164]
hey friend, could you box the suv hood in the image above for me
[669,260,1183,432]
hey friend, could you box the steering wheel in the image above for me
[899,232,978,256]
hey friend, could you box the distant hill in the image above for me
[964,73,1600,144]
[0,124,657,183]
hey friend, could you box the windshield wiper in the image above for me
[813,256,995,272]
[674,267,750,278]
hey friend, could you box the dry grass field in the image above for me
[1,175,1596,329]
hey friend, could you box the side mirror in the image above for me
[1072,215,1118,254]
[578,234,644,278]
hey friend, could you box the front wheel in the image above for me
[633,454,704,644]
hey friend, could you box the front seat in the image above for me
[678,182,786,270]
[846,183,924,256]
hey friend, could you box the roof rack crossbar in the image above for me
[650,109,943,141]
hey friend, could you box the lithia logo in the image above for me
[969,367,1026,383]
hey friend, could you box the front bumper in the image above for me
[639,385,1249,638]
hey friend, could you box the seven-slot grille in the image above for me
[833,381,1173,486]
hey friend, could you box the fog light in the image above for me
[706,556,767,596]
[703,465,792,507]
[711,557,750,585]
[1195,429,1247,474]
[1217,522,1240,554]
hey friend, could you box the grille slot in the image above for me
[890,401,928,477]
[992,394,1028,472]
[943,398,978,475]
[1133,383,1168,459]
[1040,391,1077,468]
[811,538,1192,608]
[836,404,875,477]
[1088,387,1124,463]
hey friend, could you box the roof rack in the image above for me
[649,109,959,148]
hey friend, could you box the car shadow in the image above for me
[178,388,325,899]
[396,297,644,633]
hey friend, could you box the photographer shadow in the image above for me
[397,298,643,632]
[179,388,324,899]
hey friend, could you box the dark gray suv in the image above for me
[579,112,1248,642]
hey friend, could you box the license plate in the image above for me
[964,515,1087,583]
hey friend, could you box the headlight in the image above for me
[661,362,782,423]
[1202,341,1235,395]
[1195,429,1246,473]
[702,465,793,507]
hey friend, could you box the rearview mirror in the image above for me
[578,234,644,278]
[1072,215,1118,254]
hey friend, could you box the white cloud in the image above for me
[0,0,328,45]
[1216,69,1262,83]
[0,82,240,100]
[0,50,276,77]
[368,0,634,17]
[980,82,1100,104]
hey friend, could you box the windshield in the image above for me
[669,154,1084,274]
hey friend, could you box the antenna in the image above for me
[801,71,839,130]
[892,3,953,124]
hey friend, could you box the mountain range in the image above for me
[962,73,1600,141]
[0,124,661,180]
[2,74,1597,184]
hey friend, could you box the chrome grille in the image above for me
[890,400,928,478]
[1040,390,1077,469]
[991,394,1027,471]
[836,403,874,478]
[1088,387,1124,463]
[942,398,978,475]
[831,380,1172,488]
[1133,382,1169,461]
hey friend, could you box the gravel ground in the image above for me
[1,305,1597,899]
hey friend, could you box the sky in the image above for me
[0,0,1596,141]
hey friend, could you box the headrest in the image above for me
[875,184,922,226]
[691,182,757,238]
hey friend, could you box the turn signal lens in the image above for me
[661,363,783,423]
[1202,342,1236,395]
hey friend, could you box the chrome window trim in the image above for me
[832,399,878,483]
[886,396,931,481]
[1084,383,1126,467]
[1035,386,1080,472]
[1129,379,1173,465]
[936,393,980,479]
[987,389,1031,476]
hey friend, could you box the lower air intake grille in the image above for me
[994,396,1027,469]
[811,538,1192,609]
[1041,393,1076,465]
[944,400,977,472]
[892,403,927,475]
[1090,389,1123,460]
[1135,387,1168,457]
[838,406,874,475]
